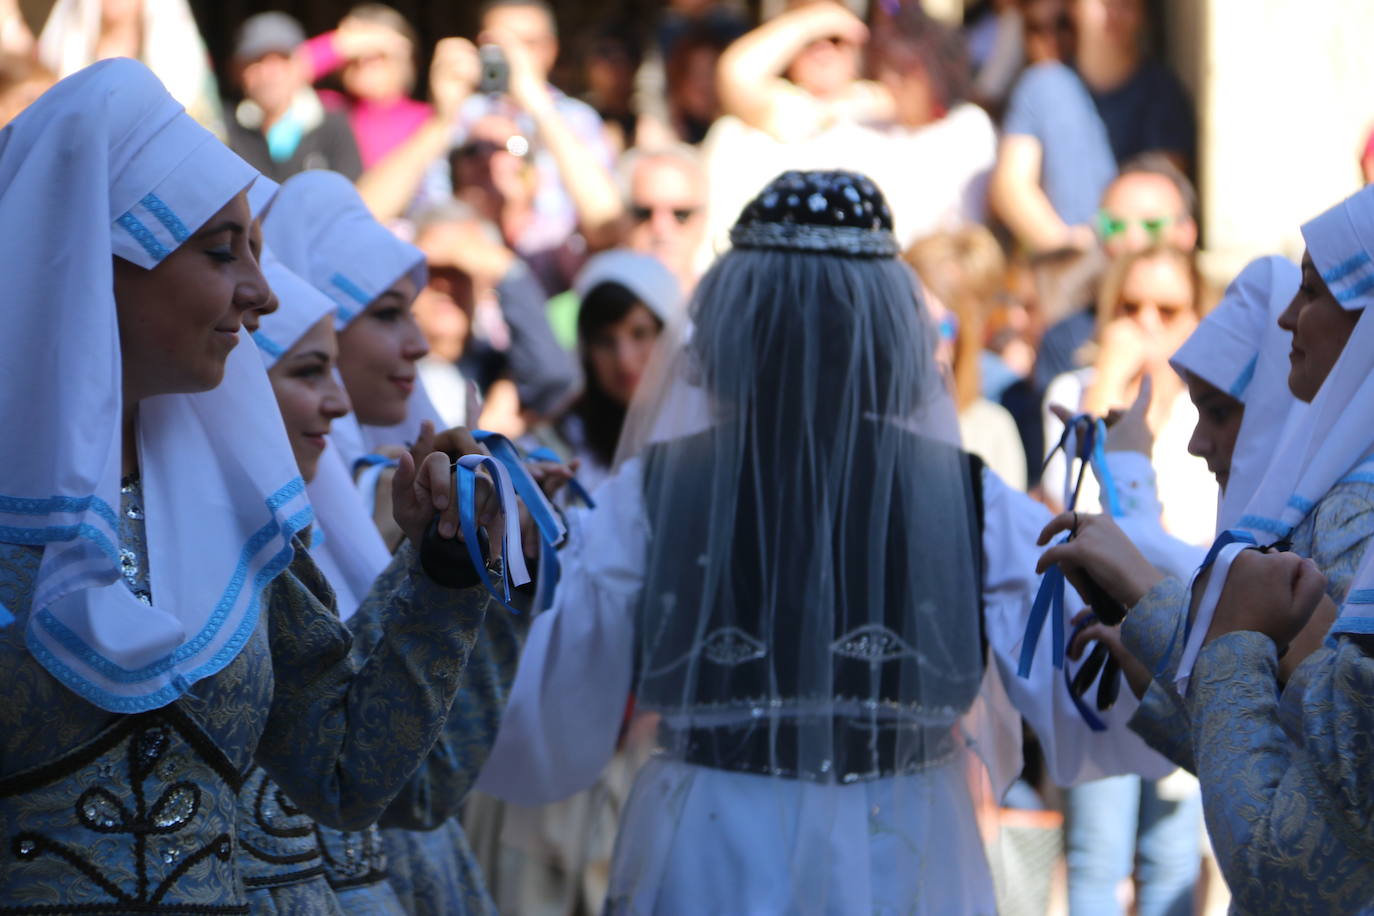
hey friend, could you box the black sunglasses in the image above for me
[630,204,699,225]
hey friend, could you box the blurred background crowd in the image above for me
[1,0,1369,912]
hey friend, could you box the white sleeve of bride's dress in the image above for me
[1100,450,1208,580]
[474,459,648,805]
[979,466,1176,787]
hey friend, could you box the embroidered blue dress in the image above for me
[237,546,512,915]
[0,478,489,913]
[1126,477,1374,771]
[1120,480,1374,913]
[371,600,526,915]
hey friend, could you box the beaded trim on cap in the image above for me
[729,170,899,258]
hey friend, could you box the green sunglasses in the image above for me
[1097,211,1178,241]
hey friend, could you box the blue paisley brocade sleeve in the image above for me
[1187,632,1374,913]
[1122,485,1374,779]
[254,541,490,831]
[345,564,526,831]
[1118,577,1199,770]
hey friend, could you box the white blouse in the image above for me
[476,459,1172,914]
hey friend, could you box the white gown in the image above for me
[478,461,1172,915]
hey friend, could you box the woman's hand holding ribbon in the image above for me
[1037,511,1164,612]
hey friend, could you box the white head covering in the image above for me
[1235,187,1374,542]
[573,249,684,326]
[263,170,439,468]
[1169,256,1302,531]
[0,59,310,712]
[37,0,223,132]
[1175,191,1374,693]
[253,246,393,622]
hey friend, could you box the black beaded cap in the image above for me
[729,170,898,258]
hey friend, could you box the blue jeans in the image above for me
[1065,774,1201,916]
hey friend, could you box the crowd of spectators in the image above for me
[2,0,1348,911]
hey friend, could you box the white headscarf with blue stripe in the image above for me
[0,59,311,712]
[1236,187,1374,542]
[262,170,441,474]
[253,244,393,622]
[1169,256,1302,532]
[1174,190,1374,691]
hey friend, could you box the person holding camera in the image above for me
[358,0,621,296]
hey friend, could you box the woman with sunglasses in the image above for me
[1051,255,1302,916]
[1043,244,1214,545]
[1040,242,1211,916]
[0,60,494,911]
[1039,184,1374,913]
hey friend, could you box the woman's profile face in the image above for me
[1115,254,1198,362]
[1278,251,1362,403]
[114,191,273,401]
[268,316,352,482]
[1184,372,1244,491]
[586,302,663,407]
[336,276,427,426]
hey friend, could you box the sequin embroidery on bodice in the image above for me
[0,477,259,913]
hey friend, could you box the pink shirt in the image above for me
[303,32,432,168]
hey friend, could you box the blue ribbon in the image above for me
[472,432,567,547]
[1018,560,1066,678]
[1090,418,1123,518]
[454,453,530,615]
[1021,413,1126,728]
[473,433,567,613]
[526,446,597,509]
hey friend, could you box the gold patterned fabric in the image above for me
[0,481,490,911]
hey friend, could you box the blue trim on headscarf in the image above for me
[25,503,308,713]
[1287,494,1315,514]
[1336,271,1374,305]
[140,193,189,243]
[27,479,308,686]
[331,273,373,305]
[0,522,120,564]
[1329,617,1374,636]
[115,211,170,261]
[252,331,285,359]
[1321,251,1369,285]
[1346,588,1374,606]
[1229,355,1258,399]
[0,493,119,530]
[1237,514,1291,536]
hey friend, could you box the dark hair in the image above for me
[870,5,971,112]
[479,0,558,38]
[566,281,661,467]
[1116,152,1199,220]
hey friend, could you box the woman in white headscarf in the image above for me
[37,0,223,133]
[0,59,494,911]
[1041,185,1374,913]
[476,170,1171,915]
[264,168,524,915]
[532,249,684,494]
